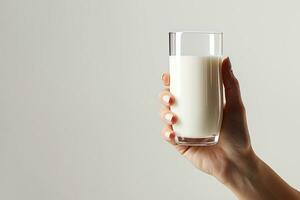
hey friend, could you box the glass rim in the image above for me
[169,31,223,35]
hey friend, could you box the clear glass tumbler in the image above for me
[169,31,223,146]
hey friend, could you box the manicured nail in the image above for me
[165,131,175,140]
[162,95,171,104]
[165,131,171,139]
[164,112,175,124]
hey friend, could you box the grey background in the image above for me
[0,0,300,199]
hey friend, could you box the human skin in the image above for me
[159,57,300,200]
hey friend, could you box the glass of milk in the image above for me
[169,31,223,146]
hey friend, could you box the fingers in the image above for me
[160,72,176,122]
[161,125,191,155]
[161,73,170,87]
[160,108,177,125]
[161,125,176,145]
[160,72,189,154]
[222,57,244,110]
[159,90,175,106]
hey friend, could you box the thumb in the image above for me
[222,57,244,109]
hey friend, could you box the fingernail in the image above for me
[164,131,171,139]
[162,95,171,104]
[161,73,166,80]
[165,131,175,140]
[164,112,175,124]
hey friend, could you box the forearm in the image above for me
[225,153,300,200]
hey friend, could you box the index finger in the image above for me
[161,73,170,87]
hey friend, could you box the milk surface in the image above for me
[169,56,223,138]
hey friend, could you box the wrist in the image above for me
[222,149,261,197]
[223,151,300,200]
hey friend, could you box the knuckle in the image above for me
[225,102,246,114]
[232,77,240,88]
[240,105,247,115]
[235,103,246,114]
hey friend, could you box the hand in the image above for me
[159,57,257,184]
[160,57,300,200]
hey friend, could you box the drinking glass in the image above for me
[169,31,223,146]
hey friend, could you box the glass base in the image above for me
[175,135,219,146]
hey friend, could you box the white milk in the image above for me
[169,56,223,138]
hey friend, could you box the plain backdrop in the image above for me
[1,0,300,199]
